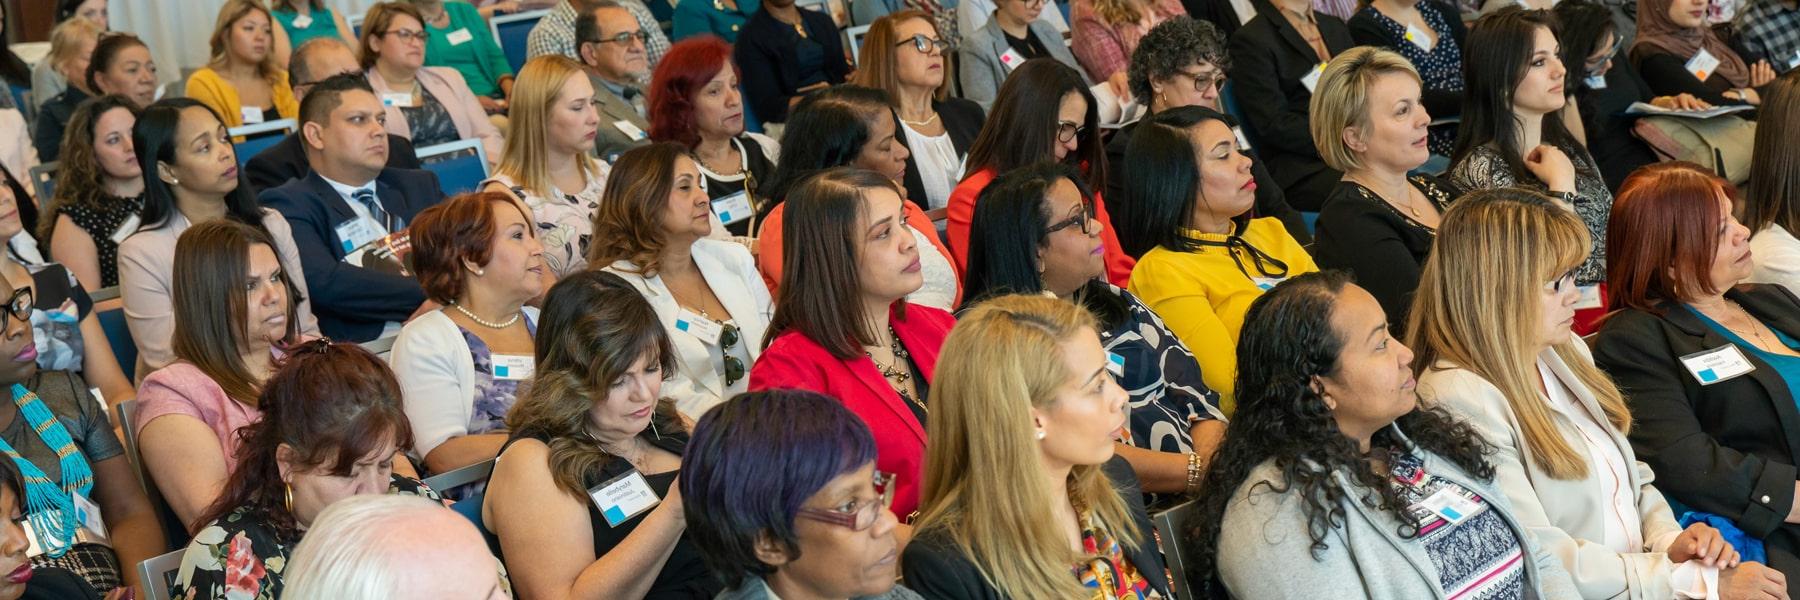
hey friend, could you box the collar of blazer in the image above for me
[979,16,1057,62]
[843,304,932,444]
[1652,285,1800,457]
[1253,0,1333,64]
[616,242,765,400]
[591,75,648,126]
[304,171,384,232]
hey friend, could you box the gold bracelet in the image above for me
[1185,452,1202,495]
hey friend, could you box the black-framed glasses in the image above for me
[380,28,427,42]
[721,323,745,387]
[1056,120,1087,143]
[592,30,651,46]
[1174,68,1227,93]
[796,471,895,531]
[0,288,30,336]
[1584,37,1622,76]
[894,34,949,54]
[1545,270,1578,294]
[1046,203,1096,235]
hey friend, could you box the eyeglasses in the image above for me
[721,322,745,387]
[592,30,651,46]
[1015,0,1047,8]
[1056,120,1087,143]
[0,288,30,337]
[1174,68,1227,93]
[1545,270,1578,294]
[796,471,895,531]
[1046,203,1096,235]
[381,28,427,42]
[894,34,949,54]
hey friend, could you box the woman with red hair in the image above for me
[1593,161,1800,585]
[648,36,780,239]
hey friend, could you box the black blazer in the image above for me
[259,169,444,342]
[32,86,88,163]
[245,132,422,196]
[1185,0,1254,39]
[733,8,852,124]
[1104,118,1312,247]
[900,456,1171,599]
[1227,1,1354,201]
[898,97,984,208]
[1592,285,1800,582]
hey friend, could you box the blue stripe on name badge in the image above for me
[1699,368,1717,382]
[1106,352,1125,377]
[494,365,510,378]
[675,319,690,332]
[602,506,627,526]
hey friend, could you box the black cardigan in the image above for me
[1227,0,1356,210]
[1633,49,1764,109]
[732,8,852,124]
[1592,284,1800,584]
[1104,118,1313,247]
[1575,59,1662,191]
[898,97,985,208]
[899,456,1171,600]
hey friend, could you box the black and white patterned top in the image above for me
[400,87,462,149]
[1448,144,1613,285]
[56,193,145,289]
[1389,450,1527,600]
[1352,2,1464,155]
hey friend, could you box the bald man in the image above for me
[283,495,509,599]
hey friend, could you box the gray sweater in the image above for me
[1216,430,1581,599]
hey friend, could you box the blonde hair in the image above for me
[849,10,949,101]
[208,0,285,83]
[1407,188,1630,480]
[496,56,604,198]
[47,17,104,78]
[1309,46,1421,173]
[914,294,1139,600]
[1091,0,1146,28]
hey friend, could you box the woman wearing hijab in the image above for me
[1630,0,1776,105]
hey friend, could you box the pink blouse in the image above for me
[1069,0,1188,83]
[133,362,262,474]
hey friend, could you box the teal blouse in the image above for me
[1686,305,1800,408]
[273,5,344,50]
[424,1,513,98]
[673,0,762,43]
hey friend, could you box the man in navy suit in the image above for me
[246,38,423,194]
[261,73,446,342]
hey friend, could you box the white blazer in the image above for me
[390,307,540,459]
[605,238,772,419]
[1419,338,1694,600]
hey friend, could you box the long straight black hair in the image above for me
[962,162,1091,304]
[0,3,31,86]
[1553,0,1617,94]
[1115,105,1240,258]
[134,98,269,233]
[963,58,1106,192]
[1450,7,1589,183]
[759,85,894,221]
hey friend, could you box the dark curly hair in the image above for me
[1182,271,1494,599]
[1127,17,1231,104]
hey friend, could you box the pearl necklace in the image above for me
[452,303,521,329]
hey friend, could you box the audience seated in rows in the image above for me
[576,1,654,162]
[119,98,320,374]
[733,0,854,127]
[1555,0,1707,191]
[962,162,1226,502]
[1310,47,1460,329]
[418,0,518,115]
[530,0,671,76]
[1746,72,1800,296]
[246,38,423,195]
[32,23,112,163]
[650,37,780,238]
[485,270,720,598]
[593,143,771,418]
[187,0,300,131]
[361,2,506,163]
[750,167,955,521]
[756,86,959,310]
[1118,106,1318,413]
[483,55,612,279]
[957,0,1084,110]
[851,10,987,213]
[284,494,510,600]
[260,73,442,343]
[170,339,439,599]
[393,192,544,475]
[1630,0,1774,106]
[41,96,144,291]
[1227,0,1355,211]
[1347,0,1465,156]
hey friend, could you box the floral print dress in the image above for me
[484,166,611,279]
[169,476,441,600]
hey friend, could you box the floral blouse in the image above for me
[486,166,610,279]
[169,476,442,600]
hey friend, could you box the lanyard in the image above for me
[0,384,94,558]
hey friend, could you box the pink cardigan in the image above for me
[365,66,504,164]
[1069,0,1188,83]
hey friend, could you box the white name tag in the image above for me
[1685,49,1722,81]
[492,354,534,380]
[291,13,314,28]
[381,92,415,108]
[674,309,724,345]
[71,492,107,542]
[335,216,384,254]
[589,470,661,527]
[999,48,1026,72]
[1300,62,1326,94]
[240,106,265,124]
[1584,74,1608,90]
[711,190,752,225]
[24,493,109,558]
[446,28,474,46]
[108,213,141,245]
[1680,344,1755,385]
[1416,487,1483,525]
[1403,23,1433,51]
[1574,284,1604,310]
[1251,276,1286,291]
[613,119,647,141]
[1105,351,1125,378]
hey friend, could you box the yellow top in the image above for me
[184,67,300,130]
[1126,217,1319,414]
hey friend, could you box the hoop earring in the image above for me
[284,483,294,514]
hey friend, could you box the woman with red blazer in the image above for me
[749,167,956,521]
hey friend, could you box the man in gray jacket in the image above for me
[576,2,654,162]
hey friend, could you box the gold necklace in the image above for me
[1725,300,1780,351]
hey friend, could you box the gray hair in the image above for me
[282,495,484,599]
[1127,17,1231,103]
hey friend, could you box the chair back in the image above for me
[92,288,136,381]
[228,119,298,168]
[491,10,551,74]
[349,13,366,38]
[417,139,491,196]
[1152,500,1198,600]
[421,458,496,492]
[137,548,185,600]
[27,161,56,206]
[847,24,872,64]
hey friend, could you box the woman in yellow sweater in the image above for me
[186,0,299,130]
[1118,106,1317,414]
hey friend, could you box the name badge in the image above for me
[1685,49,1722,82]
[588,470,661,527]
[1402,23,1433,51]
[613,119,648,141]
[1251,276,1287,292]
[24,493,109,557]
[1584,74,1608,90]
[1105,351,1125,378]
[1680,344,1755,385]
[108,213,141,245]
[335,216,384,254]
[711,190,752,225]
[240,106,265,124]
[71,492,107,543]
[446,28,474,46]
[674,308,724,345]
[1573,284,1604,310]
[999,48,1026,72]
[381,92,415,108]
[1415,487,1483,525]
[1233,126,1253,151]
[492,354,534,381]
[291,13,313,28]
[1300,62,1327,94]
